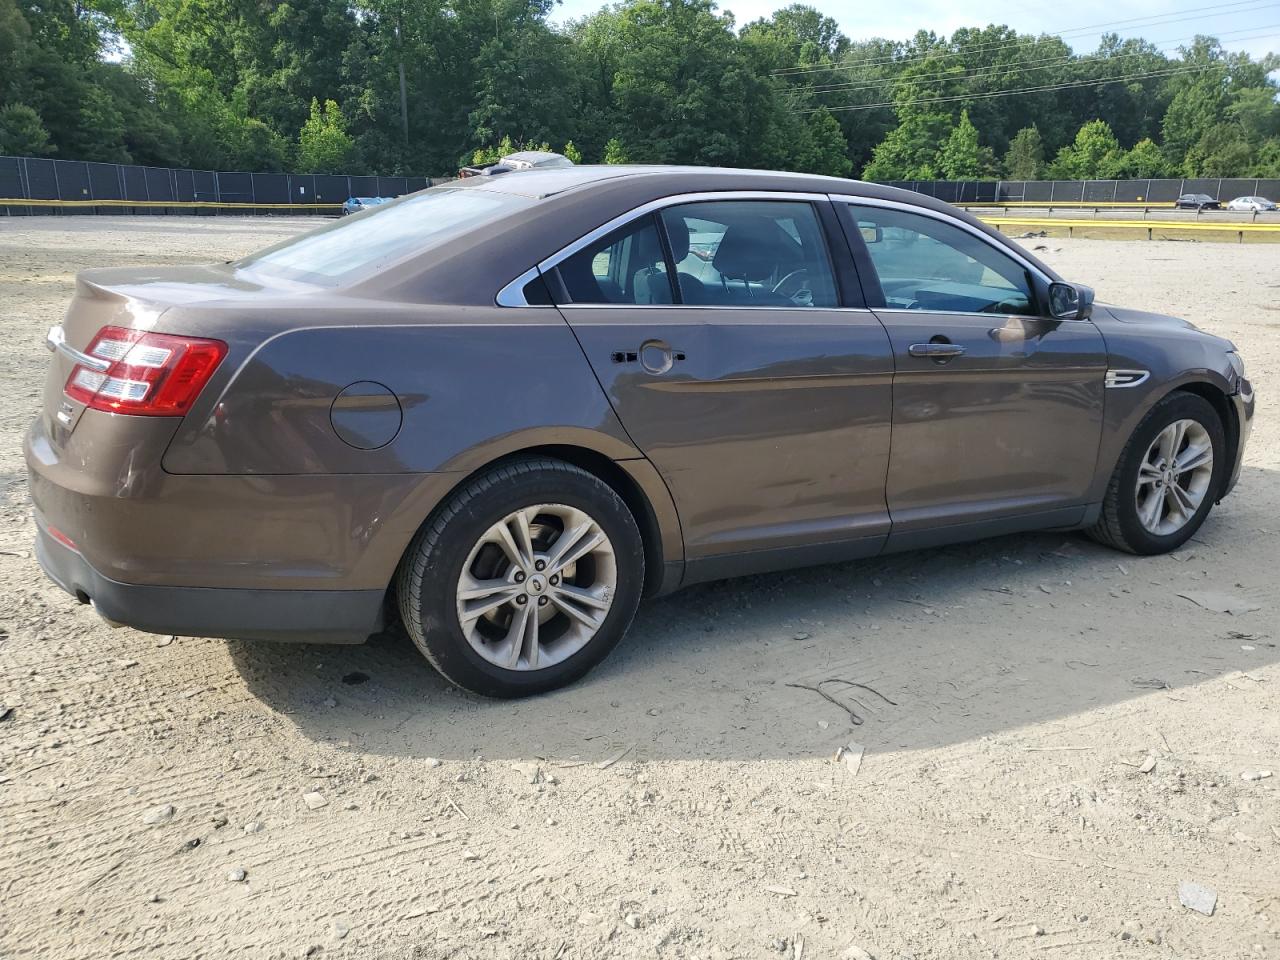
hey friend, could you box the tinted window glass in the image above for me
[660,200,837,307]
[851,206,1035,315]
[237,187,533,285]
[557,215,673,304]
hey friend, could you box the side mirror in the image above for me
[858,223,882,244]
[1048,281,1094,321]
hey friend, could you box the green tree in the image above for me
[1003,125,1045,179]
[298,97,356,173]
[1115,137,1169,178]
[562,139,583,164]
[936,109,994,179]
[863,112,953,180]
[1048,119,1125,179]
[0,103,53,155]
[603,137,629,164]
[792,108,851,177]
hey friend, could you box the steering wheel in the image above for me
[979,296,1029,315]
[772,268,811,304]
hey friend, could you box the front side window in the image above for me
[660,200,838,307]
[850,205,1035,315]
[556,215,673,305]
[238,187,533,285]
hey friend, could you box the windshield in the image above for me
[239,187,533,284]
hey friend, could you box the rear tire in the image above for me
[1087,392,1226,555]
[395,458,644,697]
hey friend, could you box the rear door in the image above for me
[546,193,895,578]
[836,198,1107,544]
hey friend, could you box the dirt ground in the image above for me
[0,216,1277,960]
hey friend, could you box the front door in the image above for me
[549,196,895,578]
[841,200,1107,545]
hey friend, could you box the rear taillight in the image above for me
[64,326,227,417]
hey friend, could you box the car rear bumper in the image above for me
[34,516,384,643]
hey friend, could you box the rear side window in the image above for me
[238,188,533,285]
[556,215,673,304]
[850,205,1035,315]
[660,200,838,307]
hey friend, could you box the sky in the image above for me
[549,0,1280,61]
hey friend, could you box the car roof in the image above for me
[448,164,897,200]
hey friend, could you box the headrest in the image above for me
[713,218,786,282]
[631,222,664,266]
[663,215,690,262]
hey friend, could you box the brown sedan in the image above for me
[26,166,1255,696]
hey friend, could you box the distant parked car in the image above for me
[1225,196,1277,212]
[1174,193,1221,210]
[459,150,574,179]
[341,196,392,216]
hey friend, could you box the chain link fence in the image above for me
[1,155,441,215]
[884,177,1280,205]
[8,155,1280,215]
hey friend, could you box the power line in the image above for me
[772,0,1277,77]
[798,63,1217,114]
[800,24,1280,97]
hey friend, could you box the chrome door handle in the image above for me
[908,342,966,358]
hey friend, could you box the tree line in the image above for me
[1,0,1278,181]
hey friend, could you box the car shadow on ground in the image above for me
[227,464,1276,763]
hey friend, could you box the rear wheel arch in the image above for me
[393,445,676,602]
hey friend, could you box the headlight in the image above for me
[1227,351,1246,382]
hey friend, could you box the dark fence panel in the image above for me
[1145,180,1183,201]
[313,174,349,203]
[87,162,122,200]
[192,170,217,201]
[1082,180,1113,202]
[1113,180,1151,202]
[886,177,1279,206]
[25,158,58,199]
[288,174,317,204]
[144,166,175,202]
[1220,178,1256,199]
[1,154,442,215]
[1022,181,1052,202]
[216,171,253,204]
[252,173,289,204]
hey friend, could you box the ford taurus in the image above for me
[26,166,1255,696]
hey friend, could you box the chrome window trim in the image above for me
[874,307,1048,322]
[828,193,1078,320]
[496,190,835,307]
[495,266,548,307]
[554,304,876,313]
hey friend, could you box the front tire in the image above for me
[1088,392,1226,555]
[395,458,644,697]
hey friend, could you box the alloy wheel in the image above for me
[455,504,617,670]
[1134,418,1215,536]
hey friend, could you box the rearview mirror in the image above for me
[858,223,882,244]
[1048,281,1094,321]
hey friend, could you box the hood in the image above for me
[1099,303,1201,332]
[1098,303,1235,352]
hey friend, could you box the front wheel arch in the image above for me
[1172,382,1239,495]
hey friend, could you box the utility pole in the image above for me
[396,11,409,148]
